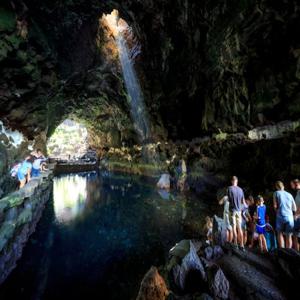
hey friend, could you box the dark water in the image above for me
[0,171,217,300]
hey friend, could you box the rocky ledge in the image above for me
[136,216,300,300]
[0,170,53,284]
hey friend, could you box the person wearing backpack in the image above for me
[17,156,34,188]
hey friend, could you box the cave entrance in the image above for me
[47,119,89,160]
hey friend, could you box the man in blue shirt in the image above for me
[273,181,297,249]
[227,176,246,251]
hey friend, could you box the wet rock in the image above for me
[213,246,224,260]
[276,248,300,282]
[197,293,213,300]
[218,249,286,300]
[157,174,171,190]
[169,239,191,259]
[207,264,229,299]
[136,266,169,300]
[204,246,213,260]
[172,240,206,291]
[203,246,224,261]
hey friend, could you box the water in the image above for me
[116,34,150,142]
[0,171,217,300]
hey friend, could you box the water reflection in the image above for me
[53,174,88,223]
[0,171,219,300]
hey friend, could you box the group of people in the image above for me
[205,176,300,253]
[13,149,47,188]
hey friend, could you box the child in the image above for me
[31,149,47,177]
[241,202,251,246]
[219,195,233,243]
[247,196,256,248]
[264,216,277,252]
[254,196,268,253]
[203,216,213,244]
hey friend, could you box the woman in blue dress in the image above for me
[254,196,268,252]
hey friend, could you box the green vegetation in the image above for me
[0,8,16,32]
[47,119,88,158]
[107,160,162,176]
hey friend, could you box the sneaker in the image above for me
[232,244,239,250]
[239,246,246,252]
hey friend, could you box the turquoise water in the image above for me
[0,171,217,300]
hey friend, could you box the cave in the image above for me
[1,1,300,299]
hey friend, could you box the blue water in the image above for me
[0,171,216,300]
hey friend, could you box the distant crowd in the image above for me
[204,176,300,252]
[11,149,48,189]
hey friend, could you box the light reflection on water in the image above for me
[53,174,88,223]
[0,171,218,300]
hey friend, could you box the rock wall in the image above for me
[0,170,53,284]
[3,1,300,143]
[0,120,47,198]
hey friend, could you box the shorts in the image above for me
[241,219,247,231]
[31,168,40,177]
[224,213,232,231]
[230,210,242,228]
[17,170,26,181]
[256,224,266,235]
[293,217,300,236]
[276,215,294,234]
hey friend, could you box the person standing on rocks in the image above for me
[218,194,233,243]
[292,179,300,251]
[273,181,297,248]
[227,176,246,251]
[254,196,268,253]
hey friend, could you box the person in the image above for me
[292,179,300,251]
[218,195,233,243]
[227,176,246,251]
[241,201,251,246]
[290,179,298,199]
[264,216,277,252]
[254,196,268,253]
[273,181,297,248]
[203,216,213,244]
[31,149,47,177]
[17,156,34,188]
[246,196,256,248]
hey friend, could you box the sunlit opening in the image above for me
[101,9,127,37]
[100,10,150,141]
[47,119,88,160]
[53,175,87,224]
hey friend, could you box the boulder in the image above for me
[204,245,224,261]
[207,264,229,299]
[212,215,227,246]
[136,266,169,300]
[197,293,213,300]
[157,174,171,190]
[276,248,300,282]
[172,240,206,291]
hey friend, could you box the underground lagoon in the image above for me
[1,1,300,300]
